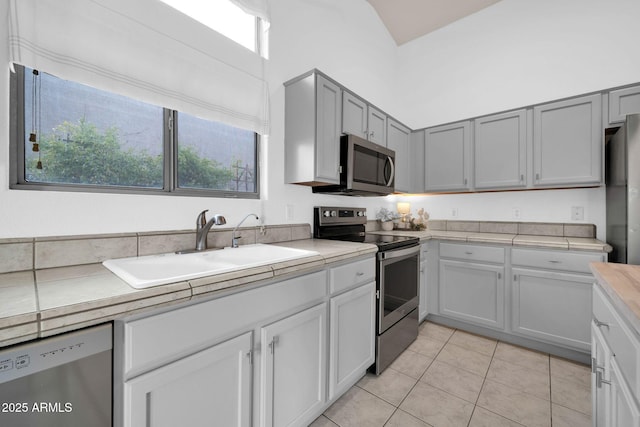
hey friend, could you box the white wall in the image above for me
[0,0,399,238]
[1,0,638,240]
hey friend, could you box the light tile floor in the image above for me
[312,321,591,427]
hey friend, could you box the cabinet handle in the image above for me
[465,251,473,255]
[594,317,610,329]
[498,273,502,279]
[420,267,425,273]
[591,357,597,374]
[269,336,279,354]
[464,178,468,185]
[548,260,561,264]
[356,271,364,277]
[535,173,540,181]
[370,131,375,138]
[520,174,524,182]
[596,368,611,388]
[514,274,518,281]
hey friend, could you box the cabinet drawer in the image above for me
[123,270,327,378]
[593,285,640,396]
[440,243,504,264]
[512,248,604,273]
[330,257,375,294]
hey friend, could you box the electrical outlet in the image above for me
[512,207,521,220]
[571,206,584,221]
[451,208,458,218]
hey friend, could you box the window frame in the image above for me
[9,66,260,199]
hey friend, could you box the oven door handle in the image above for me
[378,245,420,260]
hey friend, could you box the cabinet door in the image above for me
[342,91,368,139]
[124,332,252,427]
[424,121,471,192]
[316,75,342,183]
[367,106,387,145]
[608,85,640,124]
[386,118,411,192]
[474,109,527,189]
[260,303,326,427]
[512,268,592,351]
[439,259,504,329]
[533,94,602,187]
[419,260,428,322]
[592,322,612,427]
[329,282,375,399]
[410,130,425,194]
[610,358,640,427]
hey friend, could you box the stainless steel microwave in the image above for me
[313,134,395,196]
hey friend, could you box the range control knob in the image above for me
[323,210,331,217]
[357,211,365,217]
[330,211,337,217]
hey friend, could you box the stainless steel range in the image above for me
[314,207,420,374]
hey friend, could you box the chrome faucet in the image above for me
[231,213,259,248]
[195,210,226,251]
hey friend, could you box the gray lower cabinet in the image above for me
[116,256,376,427]
[532,94,602,187]
[125,331,253,427]
[260,303,327,427]
[386,118,411,192]
[608,84,640,125]
[328,281,375,399]
[438,242,505,330]
[424,121,472,192]
[418,243,429,322]
[512,267,592,351]
[473,109,527,190]
[285,72,342,185]
[511,247,605,352]
[592,285,640,426]
[439,259,504,330]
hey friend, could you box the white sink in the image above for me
[103,244,319,289]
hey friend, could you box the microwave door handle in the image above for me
[385,156,395,187]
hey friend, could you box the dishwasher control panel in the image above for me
[0,324,112,384]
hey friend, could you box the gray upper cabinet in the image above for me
[342,91,367,139]
[409,131,425,194]
[285,73,342,185]
[424,121,471,192]
[342,91,387,146]
[386,118,411,192]
[533,94,602,187]
[608,85,640,125]
[367,106,387,146]
[474,109,527,190]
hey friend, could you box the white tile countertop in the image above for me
[369,229,611,252]
[0,239,377,347]
[0,228,611,348]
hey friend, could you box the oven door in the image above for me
[377,245,420,333]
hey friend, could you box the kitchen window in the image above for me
[10,66,259,198]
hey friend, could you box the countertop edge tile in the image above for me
[39,290,192,336]
[591,262,640,338]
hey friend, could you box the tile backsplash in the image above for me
[0,224,312,274]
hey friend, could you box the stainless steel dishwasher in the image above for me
[0,323,112,427]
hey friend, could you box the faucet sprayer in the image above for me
[232,214,259,248]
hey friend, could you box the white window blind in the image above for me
[8,0,270,135]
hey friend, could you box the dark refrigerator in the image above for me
[606,113,640,264]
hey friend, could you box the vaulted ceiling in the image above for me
[367,0,503,45]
